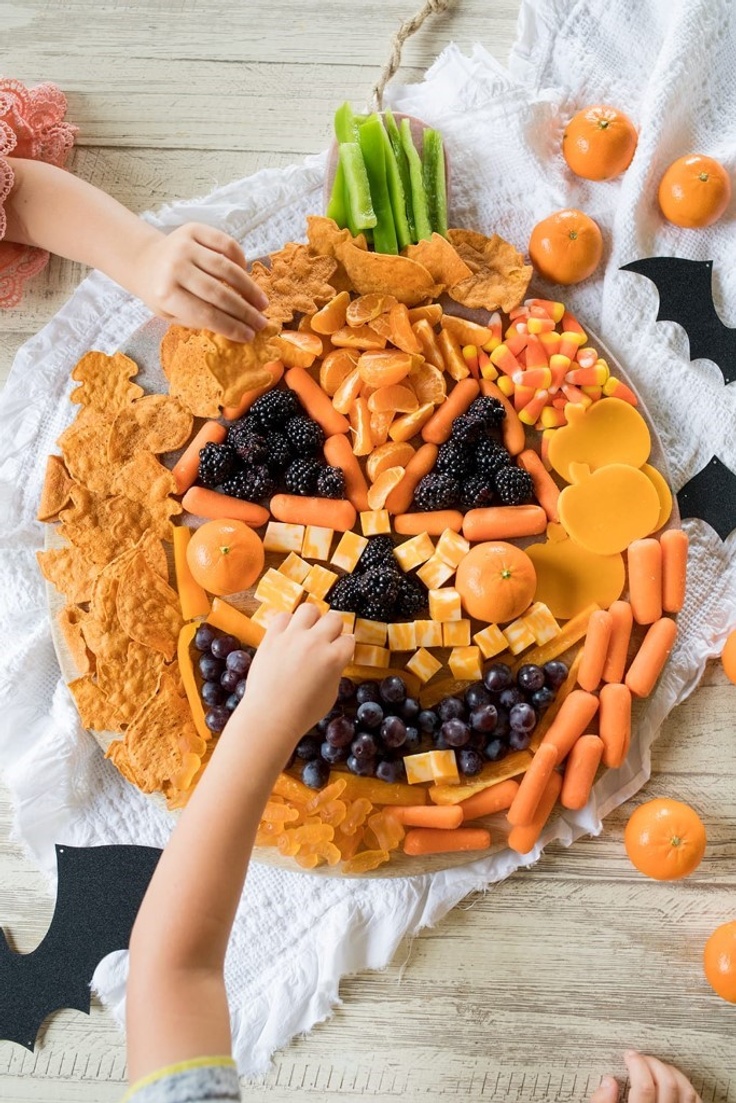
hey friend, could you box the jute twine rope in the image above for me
[371,0,458,110]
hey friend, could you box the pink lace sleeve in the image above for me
[0,78,78,307]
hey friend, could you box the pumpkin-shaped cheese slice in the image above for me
[640,462,673,532]
[548,398,651,483]
[525,522,626,619]
[558,463,661,555]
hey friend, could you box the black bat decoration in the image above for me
[676,455,736,541]
[620,257,736,385]
[0,844,160,1049]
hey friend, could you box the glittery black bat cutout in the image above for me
[676,455,736,541]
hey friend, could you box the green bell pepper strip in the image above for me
[358,114,398,255]
[422,128,448,237]
[338,143,377,231]
[399,117,432,242]
[326,158,348,228]
[383,109,416,242]
[334,101,360,144]
[379,120,412,250]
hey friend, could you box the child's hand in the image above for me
[233,605,355,757]
[135,222,269,342]
[589,1051,701,1103]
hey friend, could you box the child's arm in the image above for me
[3,157,268,341]
[126,605,354,1083]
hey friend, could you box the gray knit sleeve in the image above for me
[124,1059,240,1102]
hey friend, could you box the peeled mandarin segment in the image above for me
[558,463,661,555]
[547,398,651,482]
[346,293,398,327]
[331,324,387,350]
[409,361,447,406]
[387,302,423,354]
[320,349,358,396]
[525,522,626,620]
[366,441,415,483]
[640,463,673,532]
[369,410,394,447]
[311,291,350,335]
[367,466,405,510]
[388,402,435,442]
[357,349,416,387]
[332,366,364,415]
[349,397,373,456]
[366,383,418,414]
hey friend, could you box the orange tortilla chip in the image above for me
[68,675,122,733]
[447,229,533,313]
[57,408,115,495]
[57,605,93,675]
[306,216,367,258]
[96,640,167,723]
[160,325,197,380]
[108,395,193,464]
[37,543,101,604]
[336,243,438,306]
[251,242,338,324]
[116,550,183,661]
[168,333,225,418]
[59,486,150,566]
[37,455,75,522]
[70,351,144,411]
[203,329,280,407]
[110,452,182,539]
[404,233,473,288]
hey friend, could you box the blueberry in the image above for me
[438,696,465,722]
[220,668,241,693]
[235,679,247,701]
[302,758,330,789]
[295,735,321,760]
[198,654,223,681]
[204,706,229,733]
[225,693,240,712]
[351,732,378,760]
[400,697,420,722]
[509,729,533,751]
[531,686,555,712]
[457,748,484,776]
[321,741,349,766]
[402,725,421,753]
[499,686,523,710]
[484,737,509,762]
[376,758,405,784]
[226,649,253,676]
[356,681,381,705]
[356,701,383,730]
[347,754,376,777]
[418,709,439,734]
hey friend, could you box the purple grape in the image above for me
[418,709,439,734]
[352,732,378,759]
[381,715,407,748]
[470,704,498,733]
[376,758,405,784]
[201,681,225,707]
[235,679,247,701]
[509,702,537,734]
[210,634,240,659]
[321,741,349,765]
[468,728,486,750]
[220,668,241,693]
[509,729,533,751]
[483,662,513,694]
[531,686,555,712]
[355,681,380,705]
[380,675,407,705]
[438,696,465,722]
[499,686,523,710]
[516,663,545,693]
[199,654,224,681]
[402,726,421,753]
[325,715,355,748]
[356,701,383,730]
[347,753,376,777]
[226,649,253,676]
[544,660,569,690]
[302,758,330,789]
[484,737,508,762]
[441,718,470,748]
[400,696,420,722]
[457,748,484,776]
[337,677,355,702]
[465,682,492,710]
[433,730,449,751]
[317,707,342,734]
[194,624,216,651]
[295,735,321,760]
[205,706,229,733]
[494,708,510,739]
[225,693,240,712]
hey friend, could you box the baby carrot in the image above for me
[323,433,370,512]
[403,826,491,856]
[285,366,350,436]
[517,449,560,522]
[625,617,678,698]
[507,744,558,826]
[627,538,663,625]
[391,805,463,829]
[577,609,613,692]
[182,486,269,528]
[479,378,526,455]
[270,494,357,532]
[395,510,463,536]
[385,442,438,514]
[660,528,688,613]
[172,420,226,494]
[507,771,562,854]
[421,378,480,444]
[459,778,520,822]
[598,682,632,768]
[601,600,633,684]
[541,689,599,763]
[222,360,284,420]
[172,525,211,621]
[462,504,547,542]
[561,735,604,810]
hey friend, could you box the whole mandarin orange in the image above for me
[455,540,536,623]
[658,154,732,228]
[187,518,265,596]
[529,209,603,285]
[720,628,736,684]
[704,921,736,1003]
[562,105,638,180]
[624,798,706,881]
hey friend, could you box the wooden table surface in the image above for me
[1,2,734,1100]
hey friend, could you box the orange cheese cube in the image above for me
[337,611,356,634]
[521,601,560,645]
[254,568,304,612]
[473,623,508,660]
[394,532,435,572]
[435,528,470,568]
[354,618,388,645]
[278,552,311,585]
[414,620,444,648]
[502,616,536,655]
[251,603,283,630]
[429,588,462,622]
[264,521,305,554]
[330,530,368,573]
[360,509,391,536]
[403,751,436,784]
[448,646,483,681]
[301,525,334,562]
[443,620,471,647]
[302,564,339,600]
[305,593,330,615]
[428,749,460,785]
[387,621,417,652]
[406,647,443,684]
[417,553,456,589]
[353,643,390,668]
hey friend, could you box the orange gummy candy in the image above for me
[334,825,366,860]
[317,799,348,829]
[342,849,391,874]
[294,851,322,869]
[262,801,299,824]
[366,811,405,852]
[340,797,374,835]
[305,778,348,812]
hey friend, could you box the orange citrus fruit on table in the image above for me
[562,104,638,180]
[658,154,732,228]
[624,798,706,880]
[529,209,603,285]
[455,540,537,623]
[704,921,736,1003]
[186,518,265,596]
[720,628,736,684]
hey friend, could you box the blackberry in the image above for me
[413,472,460,511]
[250,388,299,429]
[466,395,506,428]
[435,439,473,480]
[285,416,325,456]
[285,457,323,496]
[359,566,399,620]
[474,437,512,480]
[197,442,239,488]
[226,414,260,452]
[357,535,397,572]
[227,417,269,464]
[220,464,275,502]
[494,465,535,505]
[327,574,362,614]
[316,465,346,499]
[461,475,495,511]
[450,413,483,444]
[394,573,427,619]
[264,432,291,472]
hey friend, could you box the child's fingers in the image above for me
[289,602,321,629]
[184,269,268,333]
[311,609,347,642]
[189,223,248,270]
[624,1051,699,1103]
[193,242,269,313]
[163,288,255,343]
[588,1075,620,1103]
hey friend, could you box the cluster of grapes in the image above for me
[192,625,256,733]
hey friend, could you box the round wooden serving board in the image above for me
[47,305,679,878]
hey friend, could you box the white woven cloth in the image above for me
[1,0,735,1080]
